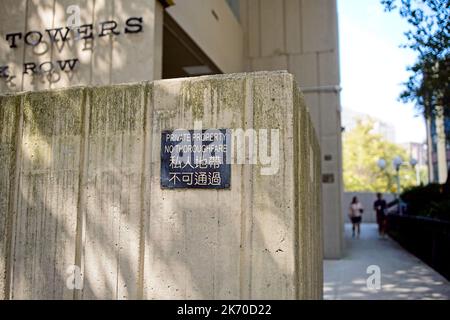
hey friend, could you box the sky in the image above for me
[337,0,427,144]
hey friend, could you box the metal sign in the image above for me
[161,129,231,189]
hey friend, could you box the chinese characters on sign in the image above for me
[161,129,231,189]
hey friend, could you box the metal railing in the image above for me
[387,213,450,280]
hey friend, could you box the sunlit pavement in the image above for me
[323,223,450,300]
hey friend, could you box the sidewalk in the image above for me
[324,223,450,300]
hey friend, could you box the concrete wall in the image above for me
[0,0,246,92]
[0,0,342,261]
[342,192,395,224]
[0,0,164,94]
[239,0,343,259]
[0,71,323,299]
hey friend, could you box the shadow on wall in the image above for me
[1,73,322,299]
[1,0,157,300]
[0,0,323,299]
[0,0,154,93]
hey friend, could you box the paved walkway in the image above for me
[324,223,450,300]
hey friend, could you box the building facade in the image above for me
[0,0,344,258]
[426,111,450,183]
[401,142,428,167]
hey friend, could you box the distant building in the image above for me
[401,141,428,185]
[342,108,396,142]
[401,142,428,167]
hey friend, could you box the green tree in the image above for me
[343,118,417,193]
[381,0,449,122]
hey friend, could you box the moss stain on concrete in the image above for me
[0,71,322,300]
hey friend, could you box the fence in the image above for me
[387,214,450,280]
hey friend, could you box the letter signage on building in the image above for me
[0,17,144,80]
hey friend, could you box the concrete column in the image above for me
[435,108,448,183]
[0,71,323,299]
[426,117,434,183]
[240,0,344,259]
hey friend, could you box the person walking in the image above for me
[374,193,388,238]
[349,196,363,238]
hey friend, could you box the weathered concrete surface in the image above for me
[0,94,20,300]
[1,0,342,262]
[0,71,322,299]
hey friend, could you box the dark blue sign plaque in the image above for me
[161,129,231,189]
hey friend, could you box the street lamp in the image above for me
[393,156,403,170]
[393,156,403,200]
[377,158,386,170]
[409,158,420,185]
[377,158,389,194]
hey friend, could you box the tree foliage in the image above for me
[381,0,449,119]
[343,119,419,193]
